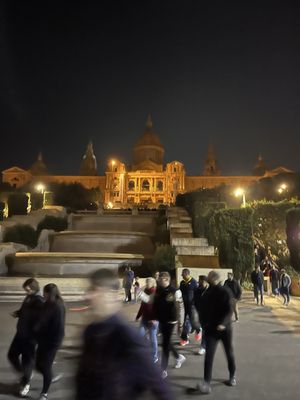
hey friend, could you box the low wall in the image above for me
[49,230,155,256]
[6,252,144,277]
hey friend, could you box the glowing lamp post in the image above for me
[234,188,246,207]
[36,183,46,207]
[278,183,288,196]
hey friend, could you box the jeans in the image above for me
[140,320,159,362]
[253,284,264,304]
[204,328,236,383]
[7,334,36,385]
[281,287,290,304]
[181,305,200,340]
[160,322,179,371]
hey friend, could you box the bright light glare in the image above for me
[234,188,244,197]
[107,201,114,209]
[36,184,45,193]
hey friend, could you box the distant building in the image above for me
[1,116,293,207]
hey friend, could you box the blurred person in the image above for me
[224,272,242,321]
[76,269,173,400]
[251,265,265,305]
[153,271,185,379]
[35,284,65,400]
[154,271,160,284]
[123,266,134,302]
[280,269,291,306]
[194,275,209,355]
[187,271,236,395]
[133,276,141,302]
[136,277,159,363]
[179,268,201,346]
[7,278,44,398]
[269,265,280,296]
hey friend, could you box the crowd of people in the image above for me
[8,260,293,399]
[251,255,292,306]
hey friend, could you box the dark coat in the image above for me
[16,292,44,339]
[76,314,172,400]
[224,279,242,300]
[37,300,65,348]
[179,277,198,306]
[251,270,264,287]
[153,285,178,323]
[199,284,233,333]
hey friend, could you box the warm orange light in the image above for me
[36,184,45,193]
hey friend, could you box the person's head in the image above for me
[181,268,190,281]
[86,269,120,319]
[198,275,208,287]
[255,265,260,271]
[145,277,156,289]
[281,269,286,274]
[22,278,39,295]
[158,271,171,288]
[43,283,63,303]
[227,272,233,281]
[207,270,220,286]
[135,276,139,281]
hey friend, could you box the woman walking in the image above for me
[36,284,65,400]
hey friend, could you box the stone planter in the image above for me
[290,277,300,297]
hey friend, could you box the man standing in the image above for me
[251,265,265,305]
[187,271,236,395]
[269,265,280,296]
[179,268,201,346]
[280,269,292,306]
[224,273,242,322]
[153,271,186,379]
[8,278,44,397]
[194,275,209,355]
[76,269,173,400]
[123,266,134,302]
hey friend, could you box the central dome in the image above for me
[132,115,164,171]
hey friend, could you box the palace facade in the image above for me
[1,116,292,207]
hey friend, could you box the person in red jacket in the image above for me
[136,277,159,363]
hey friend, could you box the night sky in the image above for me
[1,0,300,176]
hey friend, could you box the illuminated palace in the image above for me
[2,115,291,207]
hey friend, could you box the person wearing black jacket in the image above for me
[35,284,65,400]
[76,269,173,400]
[153,271,185,379]
[179,269,201,346]
[224,273,242,321]
[251,265,265,305]
[187,271,236,395]
[7,278,44,398]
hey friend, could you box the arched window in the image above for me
[128,180,135,191]
[142,179,150,191]
[156,180,163,191]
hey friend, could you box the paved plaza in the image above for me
[0,293,299,399]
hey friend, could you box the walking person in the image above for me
[7,278,44,397]
[280,269,292,306]
[194,275,209,356]
[153,271,185,379]
[76,269,173,400]
[187,271,236,395]
[133,276,141,302]
[251,265,265,305]
[224,272,242,321]
[179,268,201,346]
[123,266,134,302]
[136,277,159,363]
[35,284,65,400]
[269,265,280,296]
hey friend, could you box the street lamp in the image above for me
[35,183,46,207]
[278,183,288,195]
[234,188,246,207]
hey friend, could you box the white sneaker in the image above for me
[196,347,206,356]
[175,354,186,369]
[162,370,168,379]
[19,384,30,397]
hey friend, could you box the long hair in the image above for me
[43,283,64,304]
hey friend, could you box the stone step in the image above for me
[170,227,193,234]
[175,246,215,256]
[175,255,219,268]
[169,222,192,229]
[171,237,208,247]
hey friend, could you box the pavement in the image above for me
[0,292,300,399]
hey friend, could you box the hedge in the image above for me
[3,224,37,248]
[286,207,300,272]
[37,215,68,236]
